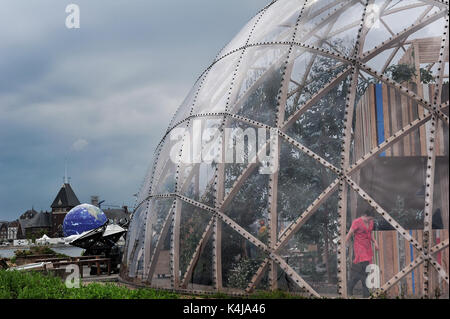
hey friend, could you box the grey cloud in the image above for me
[0,0,269,220]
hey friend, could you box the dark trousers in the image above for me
[348,261,370,298]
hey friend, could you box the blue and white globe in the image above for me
[63,203,108,237]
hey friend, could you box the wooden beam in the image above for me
[337,62,362,297]
[171,198,182,288]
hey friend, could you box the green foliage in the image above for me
[0,270,179,299]
[227,258,261,290]
[14,246,68,258]
[384,64,417,83]
[0,270,68,299]
[249,289,307,299]
[383,64,435,84]
[420,68,435,84]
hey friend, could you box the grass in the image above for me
[0,270,179,299]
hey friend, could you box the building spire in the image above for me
[64,158,68,184]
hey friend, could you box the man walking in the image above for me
[345,210,379,298]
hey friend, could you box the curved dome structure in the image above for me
[120,0,449,298]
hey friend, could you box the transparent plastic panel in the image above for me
[126,202,148,278]
[217,10,263,58]
[150,221,173,289]
[284,49,349,121]
[277,139,338,238]
[221,222,267,290]
[136,159,157,207]
[230,45,288,126]
[363,2,445,86]
[145,198,174,271]
[254,265,269,292]
[222,117,267,200]
[297,0,356,45]
[178,117,222,207]
[192,53,241,115]
[279,192,340,297]
[151,121,189,195]
[189,236,214,289]
[223,162,270,245]
[362,0,441,53]
[179,201,212,283]
[136,139,167,206]
[168,75,205,130]
[298,0,364,57]
[284,71,350,168]
[247,0,304,45]
[381,1,441,35]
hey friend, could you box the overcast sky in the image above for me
[0,0,268,221]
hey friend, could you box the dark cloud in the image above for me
[0,0,268,220]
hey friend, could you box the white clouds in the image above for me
[71,138,89,151]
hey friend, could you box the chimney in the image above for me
[91,196,99,207]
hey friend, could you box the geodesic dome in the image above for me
[120,0,449,298]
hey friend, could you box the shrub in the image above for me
[0,270,178,299]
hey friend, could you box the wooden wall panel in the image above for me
[374,230,448,297]
[354,84,447,160]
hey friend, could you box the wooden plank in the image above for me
[439,164,449,231]
[355,98,363,159]
[214,218,223,290]
[392,232,400,296]
[383,231,396,297]
[441,230,449,296]
[378,231,386,287]
[400,93,411,156]
[369,85,378,151]
[417,230,424,296]
[389,87,400,156]
[417,95,427,156]
[430,230,439,294]
[395,89,405,156]
[408,94,417,156]
[172,199,182,288]
[404,233,413,295]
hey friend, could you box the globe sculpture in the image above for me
[63,204,108,237]
[121,0,449,298]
